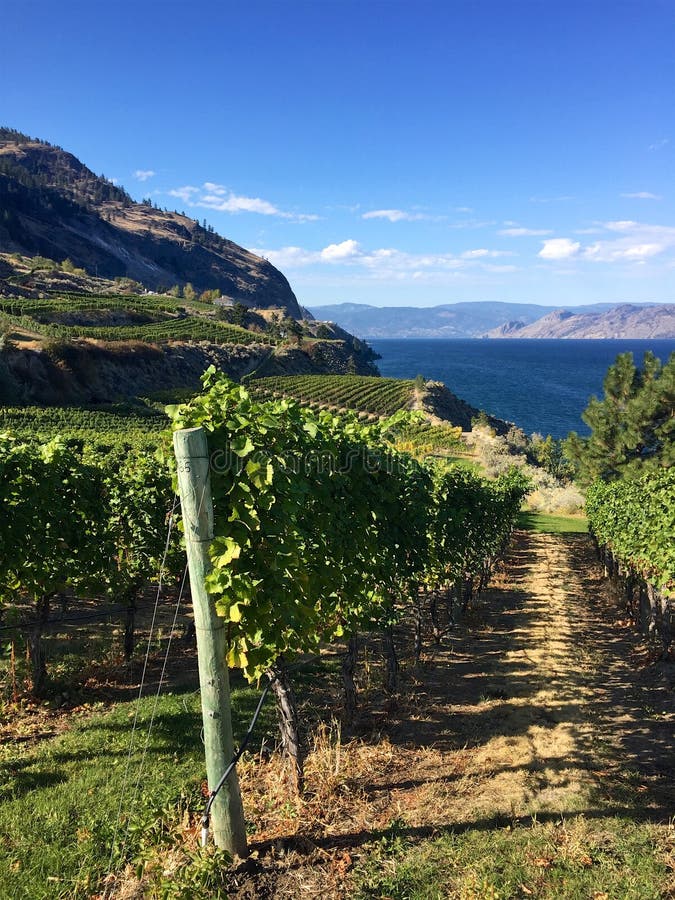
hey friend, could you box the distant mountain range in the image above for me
[307,301,675,339]
[0,127,301,316]
[484,304,675,339]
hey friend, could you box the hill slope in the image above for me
[484,303,675,338]
[0,128,301,316]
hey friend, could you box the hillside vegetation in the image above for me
[0,256,380,404]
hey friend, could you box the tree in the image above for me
[282,317,303,345]
[231,302,248,327]
[183,283,196,302]
[530,433,573,481]
[565,351,675,485]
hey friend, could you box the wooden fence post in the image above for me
[173,427,247,858]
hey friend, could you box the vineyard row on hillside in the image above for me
[250,374,417,417]
[0,291,213,317]
[586,470,674,651]
[0,310,273,345]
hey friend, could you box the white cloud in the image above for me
[362,208,443,222]
[253,246,318,268]
[320,239,361,261]
[499,227,552,237]
[168,185,199,204]
[539,221,675,264]
[604,220,638,232]
[461,248,513,259]
[449,219,496,229]
[455,206,473,213]
[134,169,156,182]
[584,240,665,262]
[166,182,318,221]
[200,192,284,216]
[620,243,664,259]
[250,241,520,284]
[539,238,581,260]
[648,138,669,151]
[363,209,415,222]
[203,182,227,195]
[621,191,662,200]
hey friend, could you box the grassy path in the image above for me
[234,530,674,898]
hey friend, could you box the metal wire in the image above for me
[103,492,180,895]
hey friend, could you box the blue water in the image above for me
[369,339,675,439]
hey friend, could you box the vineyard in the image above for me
[0,291,274,346]
[0,365,672,898]
[0,374,526,698]
[249,374,418,416]
[587,468,674,649]
[0,402,168,445]
[0,291,214,316]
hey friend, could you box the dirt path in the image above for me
[232,530,674,897]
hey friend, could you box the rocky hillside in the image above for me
[0,338,379,406]
[420,381,510,433]
[483,304,675,339]
[0,128,301,316]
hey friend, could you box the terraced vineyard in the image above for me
[0,292,274,345]
[0,291,214,316]
[250,374,417,416]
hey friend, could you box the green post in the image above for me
[173,426,247,857]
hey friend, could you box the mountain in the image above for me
[0,128,301,317]
[307,301,551,338]
[307,300,673,339]
[482,304,675,339]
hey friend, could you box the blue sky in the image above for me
[2,0,674,307]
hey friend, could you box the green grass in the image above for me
[518,511,589,534]
[0,682,273,899]
[355,815,671,899]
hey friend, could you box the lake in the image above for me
[369,338,675,439]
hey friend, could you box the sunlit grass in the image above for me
[519,511,588,534]
[0,683,272,899]
[355,815,672,899]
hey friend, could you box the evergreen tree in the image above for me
[565,351,674,484]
